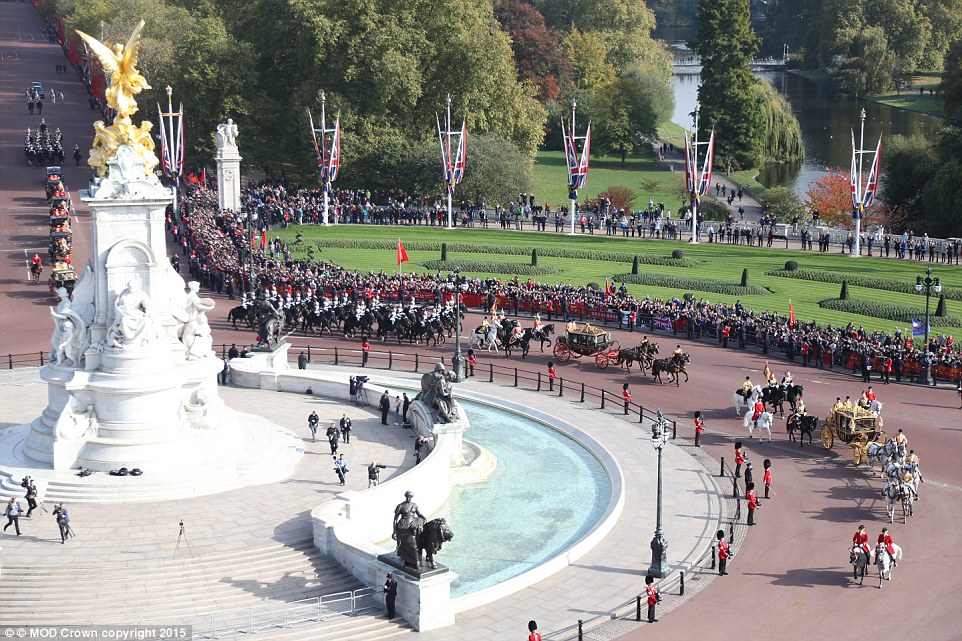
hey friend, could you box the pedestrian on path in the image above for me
[368,461,386,487]
[694,411,704,447]
[326,422,339,454]
[307,411,319,442]
[334,454,348,485]
[383,573,398,618]
[393,395,402,425]
[644,575,659,622]
[4,497,23,536]
[379,390,391,425]
[717,530,731,575]
[763,459,772,499]
[339,414,352,443]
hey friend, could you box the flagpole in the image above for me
[569,99,577,236]
[691,103,700,244]
[446,94,453,230]
[321,93,330,226]
[853,108,865,258]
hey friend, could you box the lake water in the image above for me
[668,45,945,195]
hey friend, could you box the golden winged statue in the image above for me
[76,20,150,124]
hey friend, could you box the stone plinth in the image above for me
[215,120,242,212]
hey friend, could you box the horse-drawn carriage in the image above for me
[821,406,885,464]
[553,322,619,363]
[48,267,77,295]
[45,166,64,200]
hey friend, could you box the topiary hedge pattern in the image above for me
[420,260,559,276]
[300,239,697,267]
[613,273,771,296]
[784,260,798,271]
[671,249,686,259]
[768,269,962,302]
[817,297,962,327]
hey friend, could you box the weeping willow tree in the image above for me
[755,79,804,163]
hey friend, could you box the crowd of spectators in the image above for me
[173,183,962,385]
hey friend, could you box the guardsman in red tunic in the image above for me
[466,349,476,377]
[644,574,659,623]
[853,524,870,556]
[547,361,556,389]
[763,459,772,499]
[734,442,745,478]
[527,620,542,641]
[716,530,731,575]
[623,383,632,413]
[746,482,760,526]
[694,411,705,447]
[878,527,896,565]
[751,399,765,431]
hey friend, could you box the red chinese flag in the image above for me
[788,300,795,327]
[397,240,410,266]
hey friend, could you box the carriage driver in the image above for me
[639,335,650,349]
[852,524,871,557]
[895,429,908,446]
[672,344,684,359]
[533,313,542,332]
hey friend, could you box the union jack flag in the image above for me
[850,130,861,210]
[861,136,882,208]
[684,131,695,194]
[327,118,340,184]
[563,122,590,190]
[698,130,714,197]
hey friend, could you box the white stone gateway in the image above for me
[215,119,241,212]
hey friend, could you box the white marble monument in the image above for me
[215,119,241,212]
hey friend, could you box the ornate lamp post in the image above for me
[915,267,941,386]
[648,408,670,578]
[451,270,465,382]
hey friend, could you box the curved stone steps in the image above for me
[0,414,303,503]
[0,540,363,625]
[215,615,414,641]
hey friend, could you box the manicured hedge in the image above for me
[768,269,962,302]
[303,239,696,267]
[420,260,559,275]
[613,273,771,296]
[817,297,962,327]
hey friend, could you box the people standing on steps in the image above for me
[4,497,23,536]
[54,503,70,543]
[25,479,38,517]
[383,572,398,619]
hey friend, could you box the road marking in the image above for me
[804,379,831,385]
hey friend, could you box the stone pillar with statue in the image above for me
[215,119,241,212]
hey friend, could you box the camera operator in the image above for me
[368,461,387,487]
[53,502,70,544]
[24,478,38,518]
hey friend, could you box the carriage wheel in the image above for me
[595,353,609,369]
[608,340,621,352]
[553,343,571,363]
[820,424,834,449]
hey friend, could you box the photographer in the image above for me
[53,502,70,544]
[334,454,348,486]
[368,461,386,488]
[24,478,38,517]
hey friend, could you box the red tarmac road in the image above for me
[1,4,960,638]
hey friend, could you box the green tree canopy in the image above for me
[941,39,962,117]
[755,78,804,163]
[692,0,765,169]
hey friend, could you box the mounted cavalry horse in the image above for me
[651,352,690,386]
[882,479,914,524]
[850,545,870,585]
[874,542,903,588]
[526,323,555,352]
[469,319,501,353]
[785,413,817,446]
[615,343,659,373]
[743,409,774,442]
[733,384,763,415]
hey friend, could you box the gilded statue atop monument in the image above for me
[76,20,158,178]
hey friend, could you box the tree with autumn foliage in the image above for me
[804,167,892,229]
[494,0,571,101]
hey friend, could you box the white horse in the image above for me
[882,480,905,523]
[732,384,763,415]
[867,400,883,415]
[468,321,501,353]
[874,543,903,588]
[743,410,774,442]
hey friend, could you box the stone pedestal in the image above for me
[215,120,242,212]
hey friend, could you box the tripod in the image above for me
[174,520,192,559]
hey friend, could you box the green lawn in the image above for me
[867,92,948,118]
[532,150,684,212]
[273,225,962,338]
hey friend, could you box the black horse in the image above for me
[227,305,256,329]
[785,383,804,413]
[762,385,786,416]
[652,353,690,386]
[786,413,817,446]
